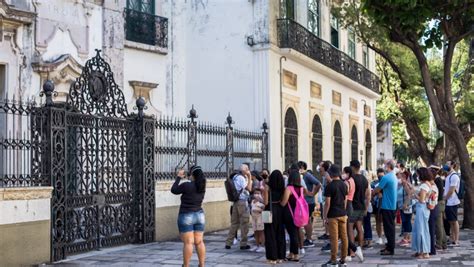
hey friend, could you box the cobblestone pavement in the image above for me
[51,224,474,267]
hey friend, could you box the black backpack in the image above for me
[225,174,242,202]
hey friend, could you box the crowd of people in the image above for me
[170,159,463,267]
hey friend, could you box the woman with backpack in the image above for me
[263,170,286,264]
[280,171,316,262]
[411,167,433,259]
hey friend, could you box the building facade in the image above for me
[174,0,380,172]
[0,0,380,264]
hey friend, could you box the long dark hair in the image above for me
[287,170,301,187]
[190,166,206,193]
[268,170,285,195]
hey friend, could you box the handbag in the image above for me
[262,188,273,224]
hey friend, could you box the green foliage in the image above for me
[335,0,473,164]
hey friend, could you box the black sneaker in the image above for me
[324,260,338,266]
[318,233,330,240]
[240,245,251,250]
[225,245,231,249]
[303,239,316,248]
[338,260,347,266]
[321,243,331,251]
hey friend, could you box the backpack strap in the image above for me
[447,172,460,196]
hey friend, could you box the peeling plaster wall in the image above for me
[179,0,271,128]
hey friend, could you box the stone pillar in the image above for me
[102,0,126,88]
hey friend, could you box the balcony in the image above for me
[124,8,168,49]
[277,18,380,93]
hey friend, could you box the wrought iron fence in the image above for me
[124,8,168,48]
[277,18,380,93]
[154,109,268,181]
[0,99,45,187]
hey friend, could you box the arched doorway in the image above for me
[351,125,358,161]
[333,120,342,167]
[365,129,372,171]
[284,108,298,170]
[312,115,323,173]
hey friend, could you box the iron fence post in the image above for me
[187,106,198,168]
[133,97,155,243]
[262,121,269,170]
[40,81,68,261]
[226,113,234,178]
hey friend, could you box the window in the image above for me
[0,64,5,100]
[330,15,339,48]
[284,108,298,170]
[351,126,358,161]
[127,0,154,14]
[280,0,295,19]
[333,120,342,167]
[312,115,323,173]
[348,27,356,59]
[308,0,320,36]
[363,45,369,68]
[365,130,372,171]
[125,0,168,48]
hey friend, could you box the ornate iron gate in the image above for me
[42,50,155,261]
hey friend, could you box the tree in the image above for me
[333,1,474,227]
[375,41,472,165]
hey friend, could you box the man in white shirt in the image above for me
[443,161,461,247]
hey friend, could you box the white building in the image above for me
[1,0,380,173]
[172,0,380,172]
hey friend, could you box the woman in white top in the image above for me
[411,167,433,259]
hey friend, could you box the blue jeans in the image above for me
[363,211,373,240]
[401,212,413,234]
[177,210,205,233]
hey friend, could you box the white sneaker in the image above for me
[377,237,384,245]
[345,256,352,262]
[233,238,238,245]
[355,246,364,262]
[299,248,305,254]
[249,246,258,252]
[256,246,265,253]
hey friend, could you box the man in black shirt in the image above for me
[324,164,348,266]
[348,160,369,261]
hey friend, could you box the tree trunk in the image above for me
[449,127,474,229]
[403,114,434,165]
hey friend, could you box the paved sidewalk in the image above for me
[51,226,474,267]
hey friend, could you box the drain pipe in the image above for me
[279,55,286,167]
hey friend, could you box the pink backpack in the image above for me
[287,186,309,227]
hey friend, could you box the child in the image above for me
[251,188,266,252]
[398,171,414,246]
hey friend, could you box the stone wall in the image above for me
[155,179,230,241]
[0,187,53,267]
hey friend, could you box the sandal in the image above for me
[287,258,300,262]
[416,254,430,259]
[412,253,420,257]
[266,260,277,265]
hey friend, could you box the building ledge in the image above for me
[0,187,53,201]
[125,40,168,55]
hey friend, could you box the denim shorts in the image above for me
[177,210,205,233]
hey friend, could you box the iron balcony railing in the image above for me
[277,18,380,93]
[124,8,168,48]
